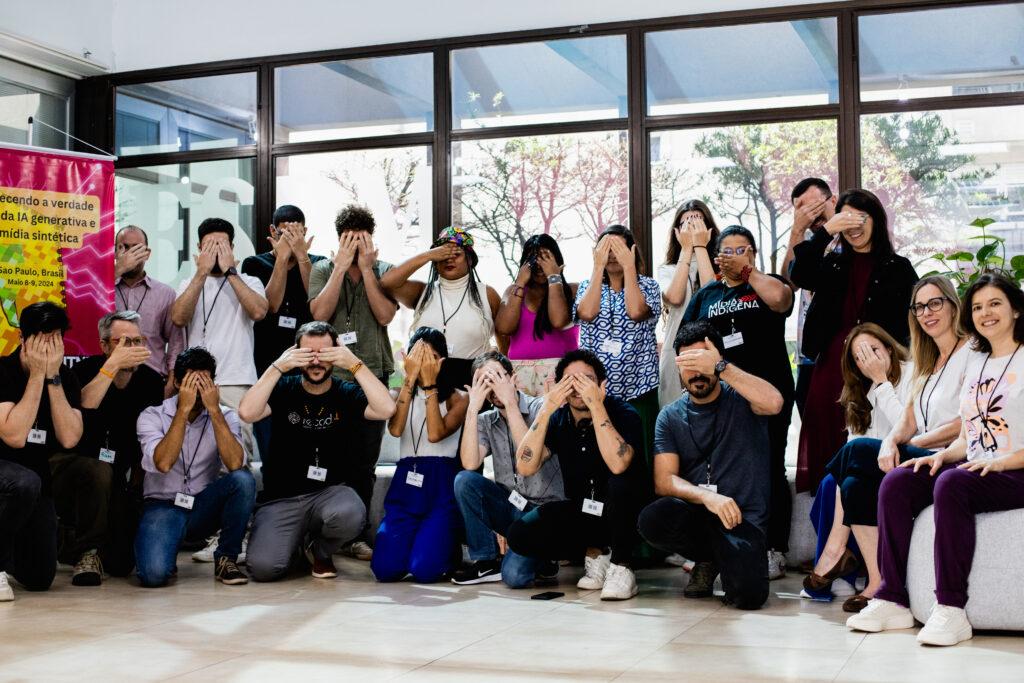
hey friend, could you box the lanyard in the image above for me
[201,277,229,335]
[504,415,522,492]
[919,348,955,431]
[439,283,470,333]
[179,415,210,494]
[684,396,719,485]
[117,282,149,314]
[343,278,359,329]
[974,345,1020,452]
[409,393,428,463]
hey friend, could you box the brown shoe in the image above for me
[843,594,871,613]
[803,549,860,593]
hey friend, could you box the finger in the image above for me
[930,461,942,476]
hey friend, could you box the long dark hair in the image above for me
[520,234,573,340]
[961,272,1024,354]
[664,199,720,267]
[599,225,643,284]
[407,326,455,401]
[835,189,893,258]
[839,322,907,435]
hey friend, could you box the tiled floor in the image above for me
[2,557,1023,682]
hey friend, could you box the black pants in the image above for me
[0,460,57,591]
[351,383,389,542]
[795,362,814,417]
[767,399,794,553]
[507,469,650,566]
[638,497,768,610]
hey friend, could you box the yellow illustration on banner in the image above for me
[0,187,102,354]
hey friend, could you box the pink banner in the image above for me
[0,144,115,357]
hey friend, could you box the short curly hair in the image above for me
[335,205,376,236]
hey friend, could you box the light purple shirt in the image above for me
[115,274,184,377]
[138,396,245,501]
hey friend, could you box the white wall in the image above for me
[0,0,114,71]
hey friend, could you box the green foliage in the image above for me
[923,217,1024,296]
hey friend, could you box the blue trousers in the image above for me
[453,470,539,589]
[371,457,460,583]
[134,469,256,587]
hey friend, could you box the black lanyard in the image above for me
[684,396,719,485]
[201,277,229,334]
[179,415,210,493]
[117,282,149,314]
[974,345,1021,452]
[439,283,470,332]
[409,393,429,459]
[919,347,956,431]
[343,276,360,330]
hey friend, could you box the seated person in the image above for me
[451,351,565,587]
[134,347,255,587]
[637,320,783,610]
[507,349,650,601]
[238,321,395,581]
[54,311,164,586]
[0,302,83,600]
[371,328,469,583]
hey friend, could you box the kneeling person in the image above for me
[452,352,565,587]
[638,321,783,610]
[239,322,396,581]
[134,348,255,587]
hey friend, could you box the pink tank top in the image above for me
[507,302,579,360]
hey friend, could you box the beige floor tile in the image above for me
[617,642,851,682]
[673,611,866,652]
[834,646,1024,682]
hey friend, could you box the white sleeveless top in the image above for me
[913,341,971,434]
[399,390,461,459]
[411,273,494,359]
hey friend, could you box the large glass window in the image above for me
[860,4,1024,102]
[451,130,629,289]
[114,159,256,287]
[646,19,838,115]
[115,73,258,156]
[451,36,627,129]
[861,105,1024,263]
[0,79,69,150]
[274,54,433,143]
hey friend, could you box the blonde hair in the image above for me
[907,275,965,395]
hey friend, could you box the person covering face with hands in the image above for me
[507,349,650,601]
[134,347,255,588]
[452,352,565,588]
[238,321,395,582]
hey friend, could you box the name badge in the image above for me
[699,483,718,493]
[174,492,195,509]
[406,471,425,488]
[98,448,116,464]
[27,428,47,444]
[340,331,358,345]
[582,498,604,517]
[508,490,528,511]
[600,339,623,356]
[723,332,744,349]
[278,316,297,329]
[307,465,327,482]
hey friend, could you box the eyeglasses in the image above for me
[909,296,950,317]
[110,336,147,347]
[720,246,752,256]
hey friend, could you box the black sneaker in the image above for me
[451,559,503,585]
[535,560,559,586]
[71,550,103,587]
[215,556,249,585]
[683,561,718,598]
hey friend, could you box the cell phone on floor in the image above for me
[531,591,565,601]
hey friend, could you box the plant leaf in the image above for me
[977,243,998,262]
[948,251,974,262]
[965,234,1005,242]
[1011,255,1024,270]
[970,217,996,228]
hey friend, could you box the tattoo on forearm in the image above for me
[616,439,629,458]
[599,419,612,429]
[521,446,534,462]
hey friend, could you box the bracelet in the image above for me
[424,390,438,399]
[298,258,311,264]
[512,286,525,298]
[421,384,438,390]
[740,266,753,283]
[547,274,563,285]
[98,367,116,380]
[348,361,364,376]
[270,362,285,374]
[694,245,707,250]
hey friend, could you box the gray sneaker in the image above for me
[72,550,103,586]
[0,571,13,601]
[684,561,718,598]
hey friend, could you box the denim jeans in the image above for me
[453,470,539,589]
[134,469,256,587]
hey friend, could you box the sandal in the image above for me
[802,549,860,594]
[843,594,871,613]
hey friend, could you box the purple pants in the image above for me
[875,464,1024,609]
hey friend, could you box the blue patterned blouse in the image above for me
[573,276,662,400]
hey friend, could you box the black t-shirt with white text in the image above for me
[261,376,369,502]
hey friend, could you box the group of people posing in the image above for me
[2,178,1021,649]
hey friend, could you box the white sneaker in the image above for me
[767,550,786,580]
[600,563,638,601]
[664,553,689,568]
[846,598,915,632]
[192,533,219,563]
[0,572,13,602]
[577,552,611,590]
[917,604,973,646]
[238,534,248,565]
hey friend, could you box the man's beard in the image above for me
[686,375,717,399]
[302,366,331,385]
[125,265,144,279]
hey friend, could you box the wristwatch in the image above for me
[547,274,564,285]
[713,359,729,377]
[45,374,62,387]
[224,266,238,277]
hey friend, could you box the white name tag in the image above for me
[174,492,195,509]
[27,428,47,444]
[600,339,623,356]
[699,483,718,493]
[723,332,744,349]
[582,498,604,516]
[508,490,528,511]
[98,448,116,464]
[340,331,358,345]
[406,471,425,488]
[307,465,328,482]
[278,316,297,329]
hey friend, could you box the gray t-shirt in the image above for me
[654,383,770,531]
[478,392,565,505]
